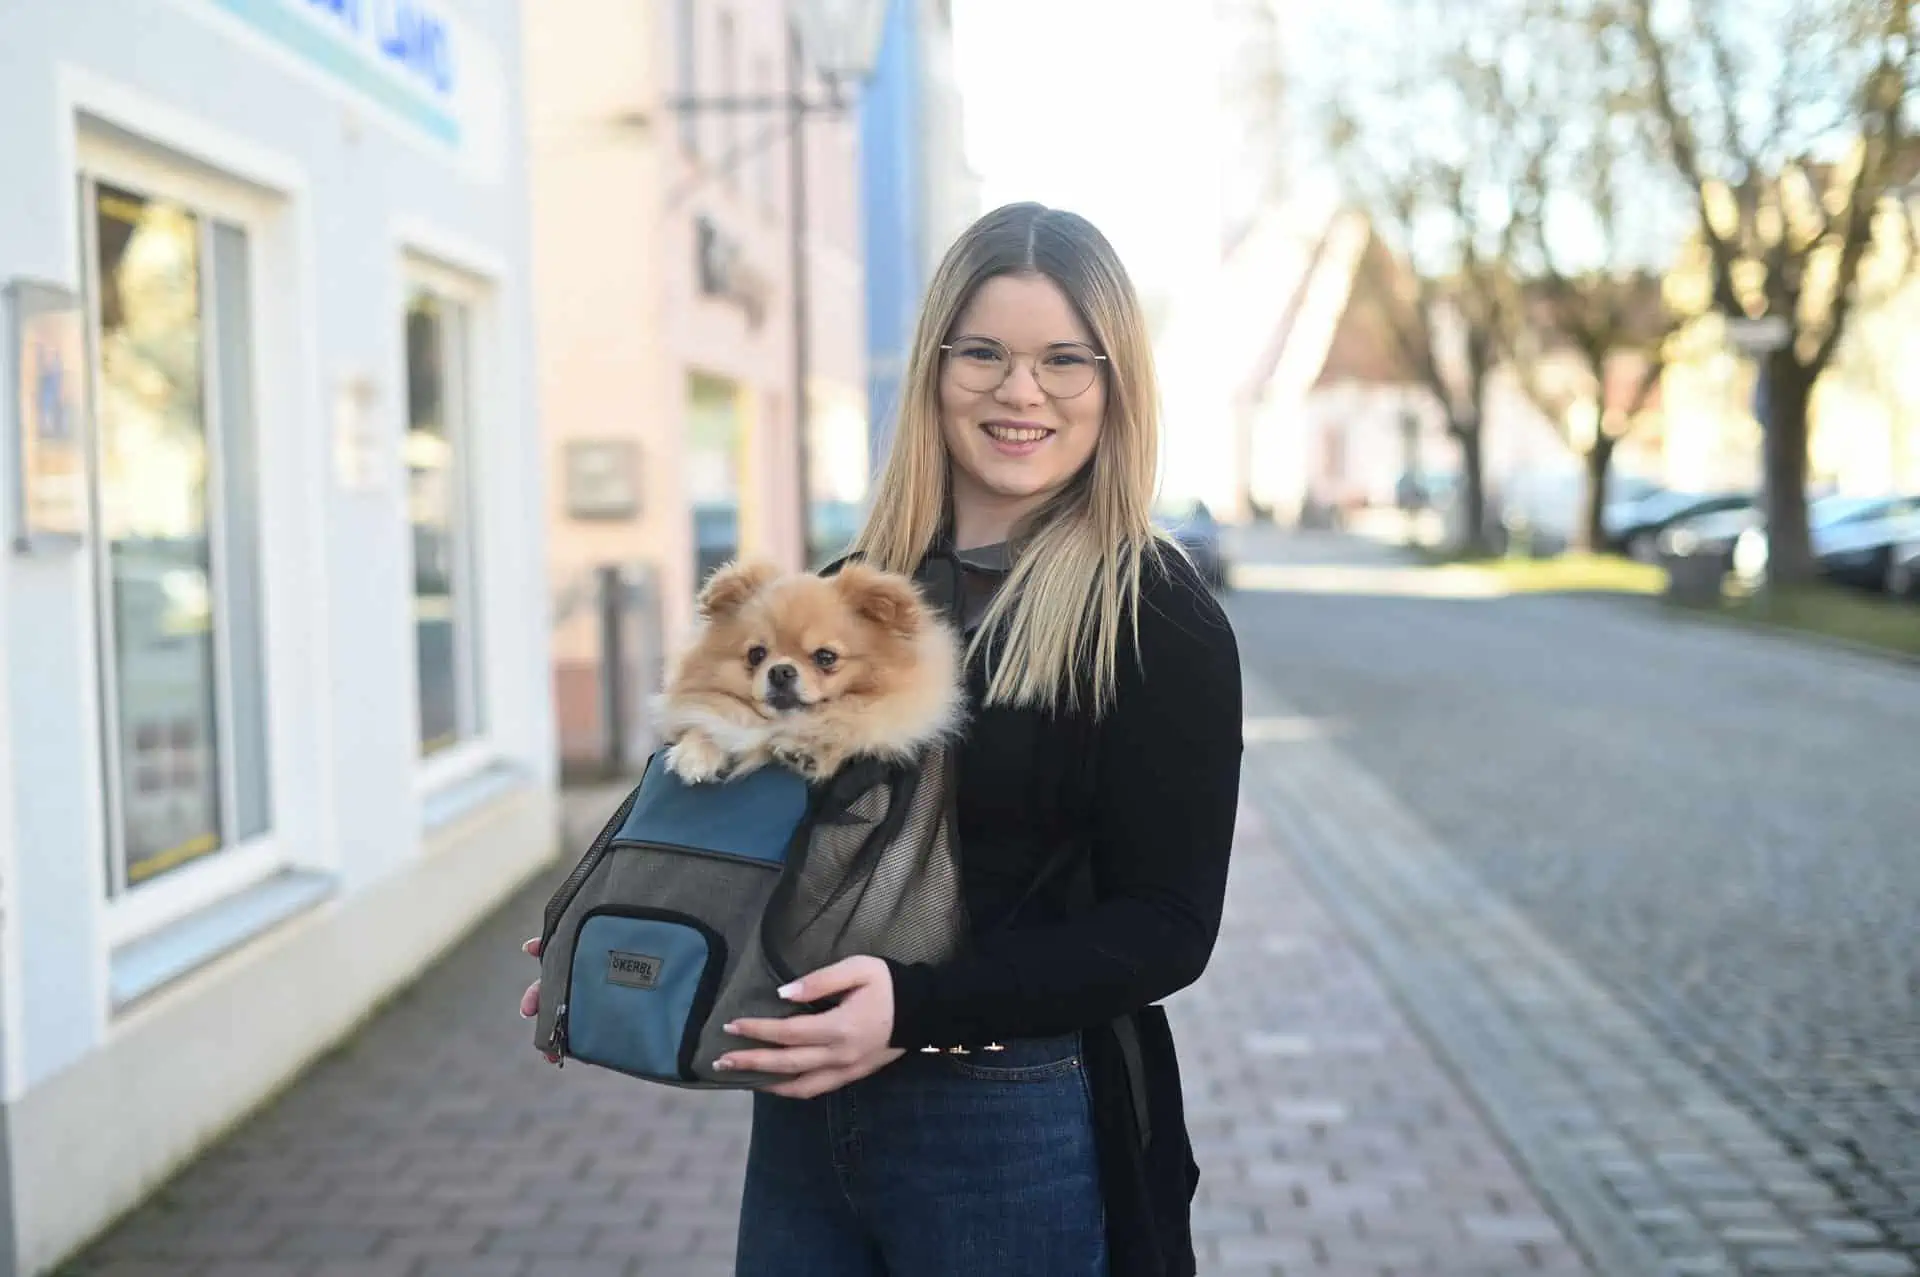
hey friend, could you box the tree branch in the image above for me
[1813,61,1907,375]
[1627,0,1743,315]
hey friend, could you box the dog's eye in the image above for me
[746,645,768,667]
[812,649,838,671]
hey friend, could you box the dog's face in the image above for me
[688,561,931,715]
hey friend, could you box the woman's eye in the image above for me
[747,645,768,667]
[812,649,838,670]
[1046,352,1090,367]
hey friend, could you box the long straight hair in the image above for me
[851,203,1165,717]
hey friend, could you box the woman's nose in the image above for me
[994,357,1046,406]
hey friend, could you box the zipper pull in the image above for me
[549,1003,569,1068]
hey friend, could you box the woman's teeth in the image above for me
[984,424,1050,443]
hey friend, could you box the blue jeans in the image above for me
[734,1032,1108,1276]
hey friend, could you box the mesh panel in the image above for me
[762,742,968,977]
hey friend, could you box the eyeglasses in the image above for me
[938,335,1109,400]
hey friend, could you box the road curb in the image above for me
[1648,595,1920,671]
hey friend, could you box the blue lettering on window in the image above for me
[372,0,455,96]
[304,0,364,34]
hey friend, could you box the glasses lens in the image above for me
[1035,344,1100,399]
[946,338,1009,392]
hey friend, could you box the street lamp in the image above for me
[792,0,889,92]
[663,0,888,569]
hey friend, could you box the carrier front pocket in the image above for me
[563,908,727,1082]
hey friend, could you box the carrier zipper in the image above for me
[547,1002,569,1068]
[542,780,645,948]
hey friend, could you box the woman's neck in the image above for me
[950,488,1044,553]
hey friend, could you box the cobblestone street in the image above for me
[1233,528,1920,1274]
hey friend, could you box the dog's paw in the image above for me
[769,742,820,778]
[665,734,730,784]
[774,741,849,781]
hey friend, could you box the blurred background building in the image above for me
[0,0,553,1270]
[859,0,979,473]
[526,0,882,781]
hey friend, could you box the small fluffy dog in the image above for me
[656,560,964,784]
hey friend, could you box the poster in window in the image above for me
[7,279,89,552]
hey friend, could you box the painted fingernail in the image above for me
[777,982,801,1000]
[722,1021,739,1035]
[714,1059,734,1071]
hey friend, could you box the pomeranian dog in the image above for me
[656,560,964,784]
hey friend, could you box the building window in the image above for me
[404,281,483,758]
[677,0,699,155]
[82,178,272,892]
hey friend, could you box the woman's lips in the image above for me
[981,420,1054,456]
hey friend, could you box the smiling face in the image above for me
[939,273,1106,540]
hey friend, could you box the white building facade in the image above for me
[0,2,554,1272]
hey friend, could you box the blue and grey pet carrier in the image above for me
[534,738,966,1088]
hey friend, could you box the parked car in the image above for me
[1155,498,1229,589]
[1888,532,1920,598]
[1607,490,1755,561]
[1731,494,1920,590]
[1656,504,1763,575]
[1505,471,1666,556]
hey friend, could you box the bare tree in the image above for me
[1315,0,1535,555]
[1499,0,1691,551]
[1620,0,1917,585]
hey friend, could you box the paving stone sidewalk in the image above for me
[60,775,1586,1277]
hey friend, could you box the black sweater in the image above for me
[885,548,1244,1050]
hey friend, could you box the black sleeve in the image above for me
[883,550,1244,1048]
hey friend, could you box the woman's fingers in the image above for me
[714,1045,840,1075]
[723,1014,839,1047]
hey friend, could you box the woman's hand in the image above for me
[520,937,559,1063]
[716,956,905,1099]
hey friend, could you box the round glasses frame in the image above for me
[938,335,1110,400]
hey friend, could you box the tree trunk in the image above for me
[1577,434,1616,554]
[1761,352,1817,587]
[1456,422,1492,556]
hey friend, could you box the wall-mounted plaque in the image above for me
[565,439,640,520]
[6,279,90,553]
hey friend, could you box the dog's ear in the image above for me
[697,560,778,619]
[834,564,925,638]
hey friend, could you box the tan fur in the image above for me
[655,560,965,784]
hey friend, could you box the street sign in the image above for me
[1727,314,1791,354]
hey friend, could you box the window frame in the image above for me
[400,252,497,801]
[75,134,293,948]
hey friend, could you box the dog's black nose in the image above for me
[767,663,797,688]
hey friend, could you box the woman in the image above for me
[523,203,1242,1276]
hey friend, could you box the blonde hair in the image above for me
[852,203,1165,717]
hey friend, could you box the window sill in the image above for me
[420,756,533,833]
[110,868,338,1013]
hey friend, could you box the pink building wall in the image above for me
[525,0,868,770]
